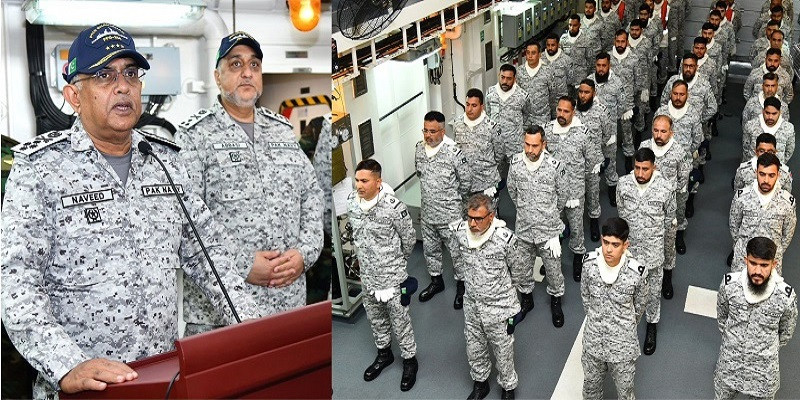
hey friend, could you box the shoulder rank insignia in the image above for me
[12,130,69,156]
[179,108,212,130]
[260,107,293,128]
[780,190,794,205]
[724,272,736,285]
[140,131,180,151]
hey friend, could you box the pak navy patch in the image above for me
[142,184,184,197]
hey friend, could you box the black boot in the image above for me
[685,194,695,218]
[573,253,583,282]
[467,380,490,400]
[539,265,546,275]
[643,323,658,355]
[551,295,564,328]
[608,185,617,207]
[453,280,465,310]
[726,250,733,267]
[590,218,600,242]
[519,291,534,320]
[633,128,643,149]
[625,157,633,174]
[419,275,445,302]
[400,356,418,391]
[675,230,686,255]
[501,388,515,400]
[364,347,394,381]
[662,269,673,300]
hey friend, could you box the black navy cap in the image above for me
[62,23,150,83]
[216,31,263,66]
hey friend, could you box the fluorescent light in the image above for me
[23,0,205,28]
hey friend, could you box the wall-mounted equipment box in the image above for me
[497,3,534,48]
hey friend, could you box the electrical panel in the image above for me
[498,3,533,48]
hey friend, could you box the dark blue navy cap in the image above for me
[63,23,150,84]
[216,31,263,66]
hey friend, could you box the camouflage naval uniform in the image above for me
[598,9,623,52]
[616,172,676,323]
[640,138,691,268]
[581,249,648,400]
[733,157,793,192]
[588,72,635,156]
[610,47,649,146]
[314,114,350,237]
[176,101,323,334]
[744,65,794,103]
[415,138,471,281]
[348,190,418,359]
[741,94,790,132]
[654,103,704,159]
[561,30,603,88]
[697,55,720,106]
[715,271,797,399]
[542,49,573,114]
[1,122,263,398]
[485,84,533,159]
[516,62,559,127]
[729,185,796,274]
[507,151,567,297]
[741,116,795,162]
[576,98,617,218]
[453,113,504,194]
[660,74,718,128]
[751,48,793,77]
[449,219,524,391]
[544,119,603,256]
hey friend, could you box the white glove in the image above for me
[672,218,678,226]
[544,236,562,258]
[565,199,580,208]
[640,90,649,102]
[606,135,617,145]
[692,150,699,160]
[374,287,395,303]
[592,162,601,174]
[621,110,634,121]
[483,187,497,197]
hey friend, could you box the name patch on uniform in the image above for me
[267,142,301,150]
[213,142,248,150]
[61,189,114,208]
[142,184,184,197]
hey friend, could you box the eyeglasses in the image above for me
[467,213,491,223]
[421,128,442,135]
[72,67,145,87]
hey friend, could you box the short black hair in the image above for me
[558,95,576,109]
[615,29,628,38]
[715,0,727,8]
[424,111,445,124]
[466,88,484,104]
[570,13,581,21]
[755,132,777,148]
[746,237,778,261]
[596,52,611,62]
[763,72,778,82]
[630,19,643,28]
[586,0,597,6]
[546,32,560,41]
[756,152,781,170]
[763,95,782,110]
[526,42,543,52]
[702,22,716,31]
[683,52,698,62]
[770,5,784,14]
[499,63,517,76]
[356,159,382,176]
[672,79,689,91]
[693,36,708,45]
[579,78,596,88]
[524,125,545,139]
[709,9,722,18]
[767,19,781,27]
[634,147,656,163]
[766,47,782,57]
[602,217,629,241]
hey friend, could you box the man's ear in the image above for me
[63,84,81,114]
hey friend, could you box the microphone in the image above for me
[138,141,241,324]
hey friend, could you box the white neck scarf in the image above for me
[545,48,563,62]
[583,15,597,26]
[720,17,729,27]
[601,8,613,17]
[464,111,486,128]
[698,53,708,66]
[358,189,385,211]
[668,100,688,120]
[759,113,783,134]
[636,171,661,194]
[680,73,697,88]
[599,250,630,284]
[753,179,778,207]
[629,35,644,48]
[425,135,455,158]
[652,137,674,157]
[707,38,716,49]
[495,82,517,102]
[467,217,505,248]
[612,46,631,60]
[525,61,542,78]
[523,150,547,172]
[564,30,582,44]
[740,269,783,304]
[552,116,584,134]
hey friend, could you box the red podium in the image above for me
[60,301,332,399]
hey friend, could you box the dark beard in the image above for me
[747,274,770,295]
[595,72,609,83]
[577,98,594,111]
[585,13,595,19]
[640,19,648,29]
[569,30,579,37]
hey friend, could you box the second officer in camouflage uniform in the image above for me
[176,32,323,335]
[517,43,559,127]
[485,64,533,164]
[507,126,567,328]
[581,217,648,400]
[415,111,471,308]
[616,148,676,356]
[450,193,525,400]
[453,88,504,199]
[348,159,419,391]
